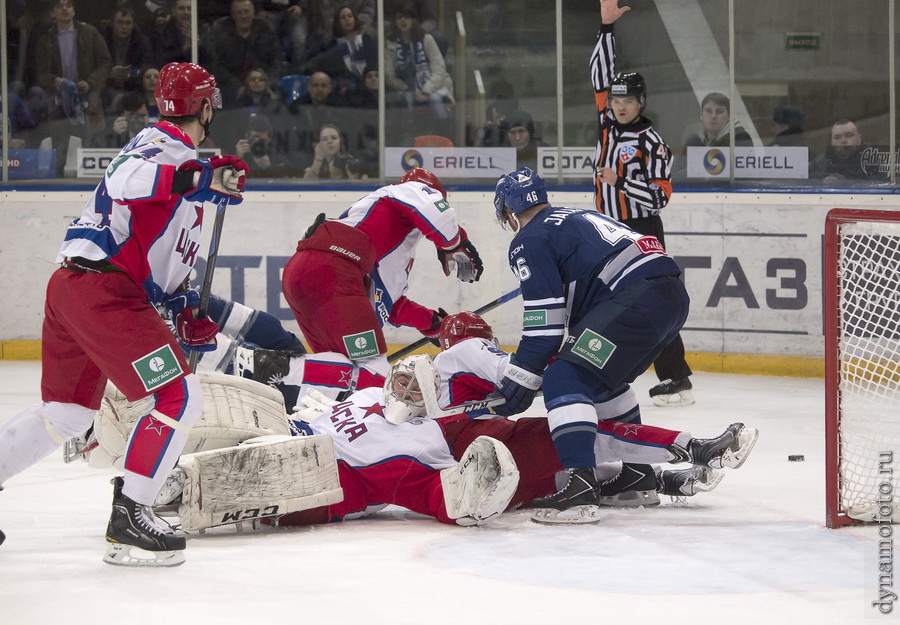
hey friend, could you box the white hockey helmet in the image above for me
[383,354,440,424]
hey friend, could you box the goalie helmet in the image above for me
[155,62,222,117]
[439,312,493,351]
[383,354,440,424]
[493,167,548,224]
[399,167,447,199]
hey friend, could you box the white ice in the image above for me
[0,362,882,624]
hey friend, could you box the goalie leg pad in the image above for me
[440,436,519,526]
[173,434,343,531]
[91,372,293,468]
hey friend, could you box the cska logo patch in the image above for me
[619,145,637,162]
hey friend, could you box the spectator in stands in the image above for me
[235,113,298,177]
[313,4,377,105]
[35,0,112,171]
[475,96,518,148]
[236,67,288,117]
[0,92,38,149]
[303,122,362,179]
[209,0,286,107]
[384,2,453,139]
[810,118,885,183]
[152,0,211,69]
[290,70,342,162]
[137,65,161,123]
[683,92,753,148]
[102,5,153,113]
[769,104,807,148]
[349,65,379,109]
[93,90,149,148]
[503,109,544,170]
[385,0,437,33]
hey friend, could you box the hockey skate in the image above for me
[0,528,5,546]
[597,463,660,508]
[441,436,520,526]
[649,378,695,407]
[683,422,759,470]
[531,467,602,524]
[104,477,186,567]
[656,465,725,497]
[233,346,306,386]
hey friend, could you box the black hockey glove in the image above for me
[494,361,543,416]
[420,308,449,347]
[437,228,484,283]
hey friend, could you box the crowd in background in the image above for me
[2,0,892,183]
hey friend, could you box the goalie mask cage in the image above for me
[825,208,900,528]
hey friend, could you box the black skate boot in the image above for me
[656,465,725,497]
[649,377,694,407]
[597,463,660,507]
[103,477,186,567]
[682,423,759,470]
[531,467,602,524]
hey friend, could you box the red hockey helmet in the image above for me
[439,312,493,351]
[399,167,447,199]
[155,63,221,117]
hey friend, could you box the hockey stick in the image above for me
[188,195,229,372]
[414,357,506,418]
[387,287,522,363]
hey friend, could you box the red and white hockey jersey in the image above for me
[335,181,463,327]
[56,121,205,305]
[309,386,456,470]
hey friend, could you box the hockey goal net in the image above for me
[825,208,900,528]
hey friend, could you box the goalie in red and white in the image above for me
[0,61,248,566]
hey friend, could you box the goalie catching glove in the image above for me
[165,290,218,352]
[437,228,483,283]
[179,154,249,204]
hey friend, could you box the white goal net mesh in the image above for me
[836,219,900,522]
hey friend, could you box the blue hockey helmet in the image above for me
[493,167,548,222]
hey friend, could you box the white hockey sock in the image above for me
[0,402,96,485]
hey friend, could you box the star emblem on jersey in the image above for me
[144,416,167,436]
[191,205,203,229]
[361,403,385,418]
[622,423,642,436]
[339,369,353,386]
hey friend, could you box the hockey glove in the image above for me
[493,361,542,416]
[175,306,219,352]
[437,228,484,283]
[179,155,249,205]
[420,308,449,346]
[164,288,200,322]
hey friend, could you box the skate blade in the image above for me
[598,489,660,508]
[721,427,759,469]
[103,542,186,567]
[694,468,726,493]
[651,389,695,408]
[531,504,602,525]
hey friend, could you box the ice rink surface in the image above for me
[0,362,885,624]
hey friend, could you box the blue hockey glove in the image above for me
[179,155,249,205]
[494,362,543,416]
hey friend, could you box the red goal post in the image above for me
[824,208,900,528]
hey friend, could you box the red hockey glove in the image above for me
[437,228,484,283]
[175,307,219,352]
[179,155,249,205]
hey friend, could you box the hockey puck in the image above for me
[788,454,805,462]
